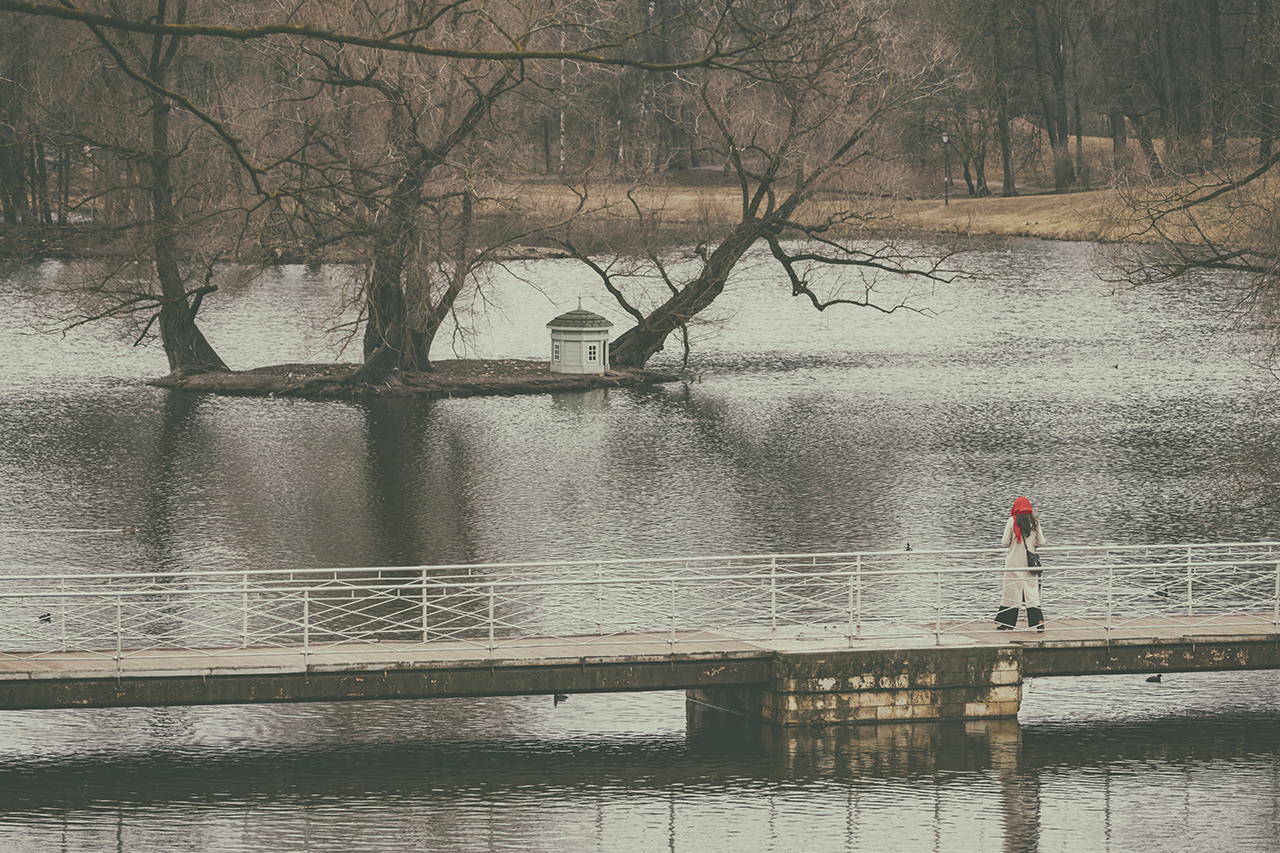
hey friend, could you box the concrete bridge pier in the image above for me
[688,647,1024,726]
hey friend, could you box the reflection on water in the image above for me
[0,674,1276,853]
[2,240,1280,851]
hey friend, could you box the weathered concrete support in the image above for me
[1020,636,1280,677]
[688,648,1023,726]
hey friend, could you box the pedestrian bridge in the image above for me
[2,542,1278,724]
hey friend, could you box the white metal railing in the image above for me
[1,543,1278,667]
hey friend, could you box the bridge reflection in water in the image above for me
[6,689,1277,852]
[2,542,1278,720]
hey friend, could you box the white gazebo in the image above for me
[547,301,613,375]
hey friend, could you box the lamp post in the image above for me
[941,132,950,205]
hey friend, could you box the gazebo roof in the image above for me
[546,305,613,329]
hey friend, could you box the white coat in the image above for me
[1001,516,1045,608]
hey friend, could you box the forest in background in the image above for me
[1,0,1278,380]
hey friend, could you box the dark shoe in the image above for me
[1026,607,1045,632]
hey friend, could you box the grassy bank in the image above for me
[510,176,1128,248]
[895,188,1123,243]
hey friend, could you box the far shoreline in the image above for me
[0,182,1131,263]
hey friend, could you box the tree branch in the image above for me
[6,0,756,71]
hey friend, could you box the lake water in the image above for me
[1,238,1279,852]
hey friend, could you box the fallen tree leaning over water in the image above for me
[548,0,966,369]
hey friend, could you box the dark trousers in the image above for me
[994,605,1045,630]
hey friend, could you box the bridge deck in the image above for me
[1,614,1277,710]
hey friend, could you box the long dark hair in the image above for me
[1015,512,1039,543]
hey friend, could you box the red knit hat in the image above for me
[1010,496,1034,542]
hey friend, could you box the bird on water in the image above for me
[1146,674,1162,683]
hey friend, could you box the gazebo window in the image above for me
[553,342,561,362]
[586,343,598,363]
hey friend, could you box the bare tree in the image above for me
[279,2,527,382]
[549,0,962,369]
[277,0,705,383]
[24,0,279,375]
[1099,0,1280,344]
[4,0,765,382]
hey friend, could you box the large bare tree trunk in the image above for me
[1125,104,1164,180]
[341,63,513,386]
[407,190,474,370]
[610,220,765,368]
[149,90,226,375]
[360,181,415,365]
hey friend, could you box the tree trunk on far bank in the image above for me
[1126,108,1164,179]
[1109,110,1130,171]
[997,86,1017,196]
[1256,0,1278,164]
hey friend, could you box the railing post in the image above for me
[241,572,250,648]
[670,580,677,652]
[597,563,604,635]
[488,583,496,657]
[1186,547,1194,616]
[1274,561,1279,630]
[302,589,310,660]
[856,556,863,639]
[1106,563,1113,642]
[58,577,67,651]
[770,558,778,632]
[424,568,435,640]
[846,563,856,645]
[115,595,123,675]
[934,570,942,645]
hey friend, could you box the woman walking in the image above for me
[994,496,1046,631]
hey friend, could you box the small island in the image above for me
[149,359,681,400]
